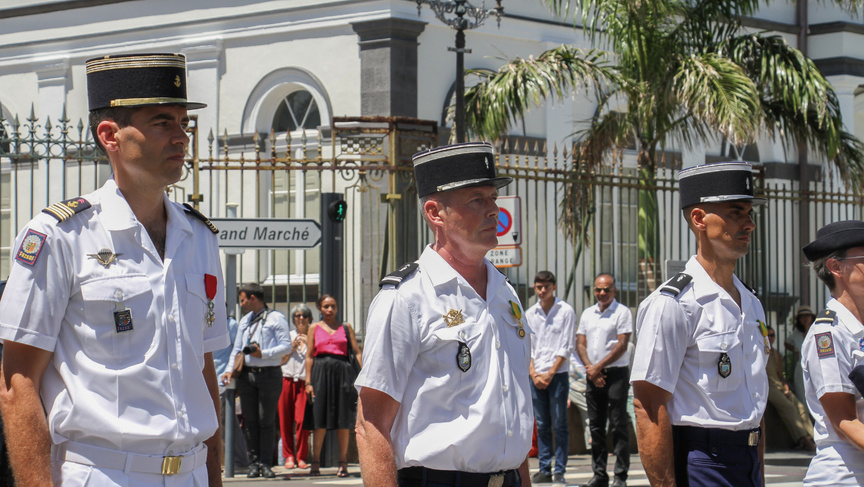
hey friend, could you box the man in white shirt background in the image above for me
[577,274,633,487]
[527,270,577,484]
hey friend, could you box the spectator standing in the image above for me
[527,270,577,484]
[765,325,815,451]
[577,274,633,487]
[800,220,864,484]
[785,306,816,398]
[305,294,362,478]
[279,304,312,470]
[221,282,291,478]
[354,141,532,487]
[631,162,768,487]
[0,53,228,485]
[568,350,592,451]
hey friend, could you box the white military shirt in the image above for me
[630,255,768,429]
[577,299,633,368]
[355,245,534,473]
[227,308,291,368]
[527,297,576,375]
[802,298,864,485]
[0,178,229,456]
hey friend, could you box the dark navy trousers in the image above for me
[672,425,762,487]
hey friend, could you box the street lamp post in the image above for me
[416,0,503,143]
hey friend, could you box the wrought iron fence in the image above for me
[2,110,863,348]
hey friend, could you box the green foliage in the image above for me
[464,0,864,245]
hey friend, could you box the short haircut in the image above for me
[88,107,136,155]
[534,270,556,285]
[238,282,265,301]
[811,248,848,292]
[290,303,313,319]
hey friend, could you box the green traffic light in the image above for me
[329,200,347,222]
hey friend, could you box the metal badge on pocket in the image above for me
[718,352,731,378]
[457,342,471,372]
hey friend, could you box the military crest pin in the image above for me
[718,352,731,378]
[457,342,471,372]
[88,248,121,268]
[443,309,465,327]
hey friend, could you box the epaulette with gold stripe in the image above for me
[182,203,218,234]
[41,197,91,222]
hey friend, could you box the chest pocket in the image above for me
[78,274,154,365]
[429,321,484,390]
[695,331,743,392]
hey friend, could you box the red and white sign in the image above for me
[495,196,521,246]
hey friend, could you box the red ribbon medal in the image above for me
[204,273,217,327]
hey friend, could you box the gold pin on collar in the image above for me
[443,309,465,327]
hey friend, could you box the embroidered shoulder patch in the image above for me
[815,331,835,358]
[16,229,47,266]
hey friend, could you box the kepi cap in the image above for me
[802,220,864,261]
[412,142,512,198]
[86,53,206,111]
[679,162,766,209]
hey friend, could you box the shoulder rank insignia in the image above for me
[42,197,91,222]
[814,309,837,327]
[182,203,218,234]
[379,262,418,288]
[660,272,692,297]
[495,265,512,285]
[739,279,758,297]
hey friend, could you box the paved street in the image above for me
[222,450,814,486]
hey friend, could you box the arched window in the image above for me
[272,89,321,133]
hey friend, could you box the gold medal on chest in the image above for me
[443,309,465,327]
[509,300,526,339]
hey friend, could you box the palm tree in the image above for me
[464,0,864,285]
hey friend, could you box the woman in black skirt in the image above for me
[305,294,362,477]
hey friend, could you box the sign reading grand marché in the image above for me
[209,218,322,249]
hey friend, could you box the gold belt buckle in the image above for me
[748,431,759,447]
[487,473,505,487]
[161,455,183,475]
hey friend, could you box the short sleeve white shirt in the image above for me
[0,178,229,455]
[281,330,307,380]
[355,246,534,473]
[577,299,633,368]
[802,299,864,485]
[630,255,768,430]
[527,297,577,375]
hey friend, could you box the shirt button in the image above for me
[168,315,176,323]
[114,289,123,300]
[502,385,509,392]
[172,363,179,370]
[496,340,501,349]
[507,430,513,437]
[460,331,466,340]
[177,411,185,419]
[721,343,727,350]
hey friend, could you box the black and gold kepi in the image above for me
[412,142,512,199]
[85,53,206,111]
[678,162,766,209]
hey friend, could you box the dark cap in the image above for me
[86,53,206,111]
[412,142,512,198]
[678,162,766,209]
[803,220,864,261]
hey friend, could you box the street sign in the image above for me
[210,218,322,249]
[496,196,521,246]
[486,247,522,268]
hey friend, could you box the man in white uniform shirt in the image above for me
[527,270,576,484]
[221,282,291,478]
[800,220,864,485]
[0,53,228,486]
[631,162,768,487]
[355,142,533,487]
[577,273,632,487]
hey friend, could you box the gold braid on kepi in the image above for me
[85,53,206,111]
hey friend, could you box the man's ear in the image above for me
[827,257,844,281]
[689,207,708,231]
[96,120,121,153]
[423,199,444,228]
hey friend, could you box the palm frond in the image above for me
[463,45,621,141]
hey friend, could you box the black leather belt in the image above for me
[674,425,761,447]
[397,466,519,487]
[244,366,279,373]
